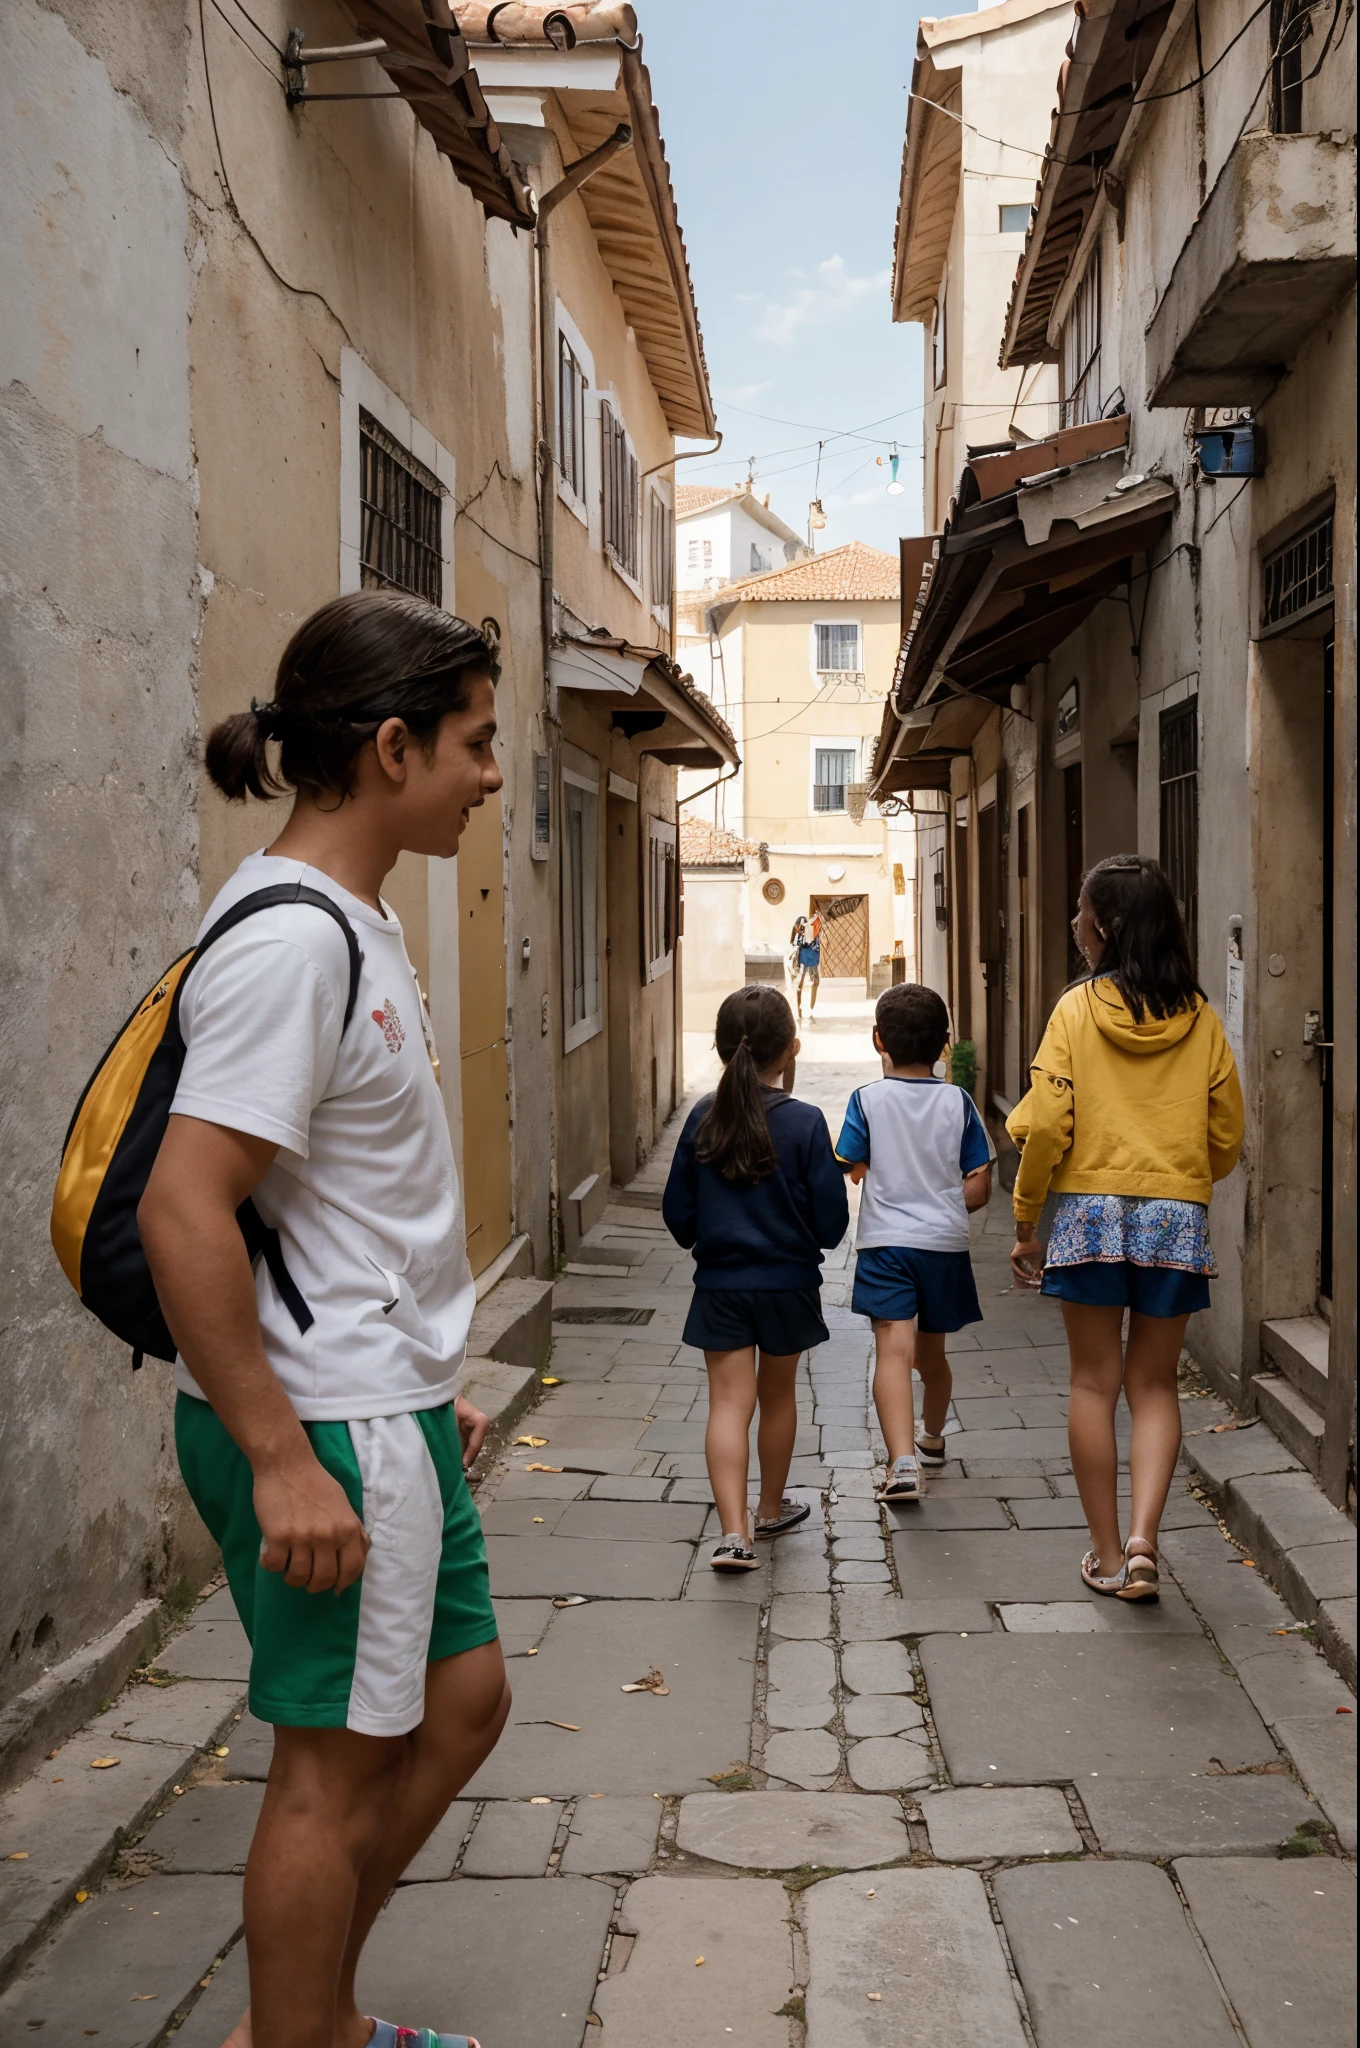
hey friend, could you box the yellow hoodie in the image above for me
[1006,978,1244,1224]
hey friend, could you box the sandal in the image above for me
[916,1434,948,1470]
[368,2024,480,2048]
[755,1498,812,1538]
[878,1454,924,1504]
[1080,1549,1127,1596]
[710,1532,761,1571]
[1117,1537,1160,1601]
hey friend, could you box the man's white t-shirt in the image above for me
[170,852,475,1422]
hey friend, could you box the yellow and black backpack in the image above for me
[51,883,361,1366]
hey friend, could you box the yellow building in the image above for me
[680,543,908,996]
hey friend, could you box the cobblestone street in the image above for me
[1,1002,1355,2044]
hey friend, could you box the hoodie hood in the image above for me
[1084,977,1203,1054]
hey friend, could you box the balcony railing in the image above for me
[812,783,848,813]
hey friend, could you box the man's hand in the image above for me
[455,1395,490,1471]
[254,1447,371,1594]
[1010,1222,1044,1290]
[847,1160,869,1186]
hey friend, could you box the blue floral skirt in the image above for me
[1041,1194,1214,1317]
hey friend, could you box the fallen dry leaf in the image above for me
[529,1796,553,1805]
[585,2017,602,2028]
[867,1991,883,2002]
[541,1376,564,1386]
[546,1720,580,1732]
[526,1647,538,1656]
[695,1956,705,1967]
[214,1746,230,1758]
[621,1667,670,1696]
[8,1853,29,1862]
[554,1595,588,1607]
[131,1995,156,2002]
[90,1758,120,1770]
[865,1888,875,1897]
[532,1517,546,1525]
[525,1464,563,1473]
[515,1436,550,1448]
[74,1891,89,1903]
[1338,1707,1352,1715]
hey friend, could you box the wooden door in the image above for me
[811,894,869,978]
[458,794,512,1277]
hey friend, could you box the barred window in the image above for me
[1160,696,1199,963]
[649,491,674,614]
[1060,253,1102,428]
[359,411,443,604]
[558,334,587,501]
[1262,509,1334,633]
[601,400,639,578]
[815,622,861,673]
[813,746,857,813]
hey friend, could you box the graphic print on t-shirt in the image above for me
[372,998,406,1053]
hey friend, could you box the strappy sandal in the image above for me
[1080,1549,1127,1596]
[755,1498,812,1538]
[710,1532,761,1571]
[916,1434,948,1470]
[368,2023,480,2048]
[1117,1537,1160,1602]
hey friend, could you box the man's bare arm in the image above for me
[139,1115,369,1595]
[963,1164,992,1212]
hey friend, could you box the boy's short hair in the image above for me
[875,983,950,1067]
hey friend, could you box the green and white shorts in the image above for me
[175,1392,498,1736]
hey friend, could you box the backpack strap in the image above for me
[178,882,363,1030]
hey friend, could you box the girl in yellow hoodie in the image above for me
[1008,855,1243,1601]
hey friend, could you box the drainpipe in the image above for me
[535,124,633,723]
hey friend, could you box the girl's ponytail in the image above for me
[205,706,285,802]
[695,984,796,1184]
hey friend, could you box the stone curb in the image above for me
[1182,1420,1358,1689]
[0,1601,166,1800]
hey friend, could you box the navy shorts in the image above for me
[1041,1261,1211,1316]
[683,1287,828,1355]
[851,1247,982,1331]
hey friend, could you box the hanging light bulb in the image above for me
[886,440,905,495]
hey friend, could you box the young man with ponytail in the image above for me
[662,985,848,1568]
[137,591,506,2048]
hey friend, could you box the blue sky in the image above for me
[640,0,975,553]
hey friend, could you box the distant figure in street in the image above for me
[834,985,994,1503]
[1008,855,1243,1601]
[662,985,848,1570]
[789,910,823,1020]
[138,592,507,2048]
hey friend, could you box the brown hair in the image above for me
[874,983,950,1067]
[1079,854,1204,1023]
[695,985,797,1184]
[205,590,497,804]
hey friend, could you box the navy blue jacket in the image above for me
[663,1087,850,1292]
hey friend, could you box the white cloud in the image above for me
[751,255,893,347]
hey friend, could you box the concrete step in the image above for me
[1252,1373,1325,1477]
[466,1274,554,1376]
[1261,1315,1329,1408]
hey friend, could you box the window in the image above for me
[646,818,678,980]
[1160,696,1199,964]
[932,270,948,390]
[750,542,775,573]
[999,204,1030,234]
[813,747,857,813]
[687,536,713,575]
[1270,0,1310,132]
[1262,508,1334,633]
[562,764,601,1050]
[558,334,587,503]
[601,400,640,579]
[359,410,444,603]
[1060,251,1102,427]
[649,491,674,616]
[815,622,861,673]
[530,753,551,862]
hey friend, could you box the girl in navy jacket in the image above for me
[663,984,848,1570]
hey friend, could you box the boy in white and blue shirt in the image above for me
[835,984,994,1501]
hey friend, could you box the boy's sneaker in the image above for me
[755,1498,812,1538]
[916,1434,948,1470]
[878,1454,924,1504]
[710,1533,761,1571]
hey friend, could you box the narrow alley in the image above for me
[1,999,1353,2043]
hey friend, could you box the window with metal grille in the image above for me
[1060,252,1102,428]
[359,411,443,604]
[1160,697,1199,963]
[646,817,677,979]
[813,747,857,813]
[649,491,674,615]
[1270,0,1310,132]
[815,623,861,673]
[562,771,601,1050]
[558,334,587,502]
[601,400,639,578]
[1262,509,1334,633]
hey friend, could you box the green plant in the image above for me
[1281,1818,1333,1857]
[949,1039,977,1096]
[775,1996,806,2021]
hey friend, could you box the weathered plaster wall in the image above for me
[0,0,214,1710]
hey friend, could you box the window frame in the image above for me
[998,203,1030,235]
[1060,250,1103,428]
[339,348,454,602]
[601,398,641,589]
[561,757,603,1052]
[649,486,674,624]
[645,816,678,982]
[557,331,588,515]
[932,268,948,391]
[810,739,859,816]
[1159,695,1199,965]
[812,620,863,677]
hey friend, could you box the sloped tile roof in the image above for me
[675,484,746,515]
[679,817,754,866]
[714,540,901,606]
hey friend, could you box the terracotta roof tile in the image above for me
[679,817,754,866]
[675,484,746,515]
[713,540,901,606]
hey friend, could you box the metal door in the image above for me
[811,894,869,978]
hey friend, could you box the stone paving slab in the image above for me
[84,1678,246,1750]
[920,1634,1277,1783]
[139,1782,264,1872]
[837,1591,994,1638]
[1184,1427,1303,1487]
[845,1733,933,1790]
[463,1600,758,1797]
[952,1427,1074,1462]
[460,1798,562,1876]
[153,1617,252,1683]
[0,1873,243,2046]
[763,1728,840,1788]
[921,1785,1081,1862]
[356,1876,614,2048]
[925,1474,1052,1499]
[553,1499,711,1543]
[841,1640,914,1693]
[843,1693,924,1737]
[892,1528,1092,1603]
[593,1875,794,2046]
[398,1800,476,1881]
[769,1594,833,1639]
[1077,1773,1318,1856]
[1229,1637,1356,1725]
[560,1794,660,1874]
[493,1597,555,1655]
[999,1585,1201,1632]
[995,1859,1239,2046]
[804,1866,1027,2046]
[1174,1856,1357,2046]
[676,1790,908,1870]
[214,1711,273,1780]
[1273,1714,1357,1853]
[589,1476,672,1501]
[888,1497,1010,1530]
[765,1640,836,1729]
[484,1535,693,1599]
[537,1384,663,1416]
[165,1937,250,2048]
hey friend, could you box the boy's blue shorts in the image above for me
[1041,1261,1211,1316]
[851,1247,982,1331]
